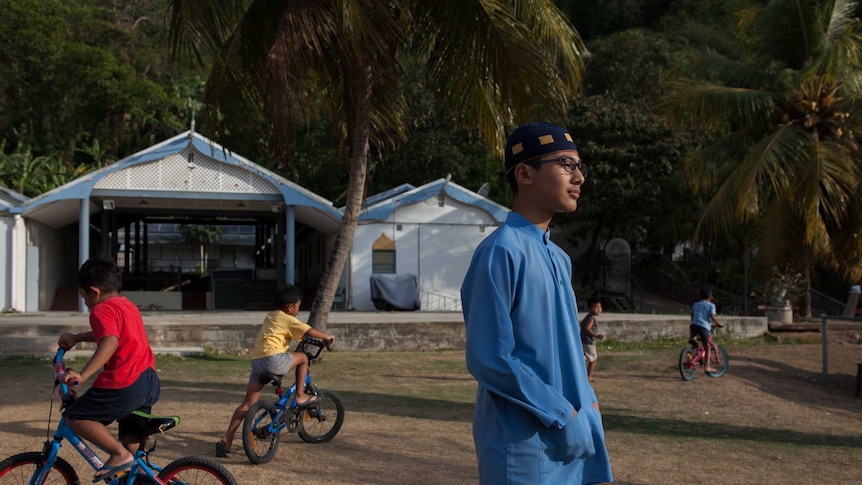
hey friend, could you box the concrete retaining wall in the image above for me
[0,315,767,357]
[602,316,766,342]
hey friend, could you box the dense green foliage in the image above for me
[0,0,203,196]
[659,0,862,314]
[167,0,590,328]
[2,0,861,307]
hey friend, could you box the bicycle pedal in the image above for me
[95,467,132,483]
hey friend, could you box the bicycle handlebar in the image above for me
[299,336,332,360]
[53,348,81,387]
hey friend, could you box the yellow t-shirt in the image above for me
[251,310,312,359]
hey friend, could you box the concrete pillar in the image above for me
[78,199,90,313]
[286,206,295,284]
[10,214,26,311]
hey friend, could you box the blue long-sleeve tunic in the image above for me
[461,212,613,484]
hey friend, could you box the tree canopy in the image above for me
[168,0,588,328]
[4,0,862,311]
[658,0,862,314]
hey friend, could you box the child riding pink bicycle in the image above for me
[689,287,724,373]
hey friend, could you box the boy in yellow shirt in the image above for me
[216,284,334,457]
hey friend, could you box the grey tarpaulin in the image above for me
[369,274,421,311]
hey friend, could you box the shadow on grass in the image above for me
[325,390,474,422]
[152,379,475,423]
[602,412,862,448]
[727,354,861,413]
[608,346,860,413]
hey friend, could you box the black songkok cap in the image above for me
[504,122,578,172]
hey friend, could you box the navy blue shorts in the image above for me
[689,324,710,346]
[65,367,160,439]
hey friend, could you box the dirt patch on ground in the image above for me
[0,343,859,484]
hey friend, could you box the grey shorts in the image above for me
[583,344,598,363]
[249,353,294,384]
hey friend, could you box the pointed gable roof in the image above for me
[13,131,341,232]
[356,178,507,223]
[0,186,27,208]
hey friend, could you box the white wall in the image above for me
[351,195,501,311]
[26,221,65,310]
[0,215,12,311]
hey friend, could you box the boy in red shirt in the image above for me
[58,254,160,482]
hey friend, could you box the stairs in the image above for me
[603,293,636,313]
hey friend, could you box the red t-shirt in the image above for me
[89,296,156,389]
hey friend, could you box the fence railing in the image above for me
[811,289,847,317]
[419,287,462,312]
[819,315,862,393]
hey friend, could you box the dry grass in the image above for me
[0,341,860,484]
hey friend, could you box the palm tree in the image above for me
[181,224,226,273]
[658,0,862,317]
[168,0,586,329]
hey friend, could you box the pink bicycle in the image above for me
[678,330,729,380]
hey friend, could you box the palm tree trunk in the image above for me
[307,60,373,332]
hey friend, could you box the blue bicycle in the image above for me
[241,337,344,464]
[0,348,237,485]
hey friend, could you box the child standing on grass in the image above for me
[216,284,334,457]
[57,254,161,483]
[580,297,606,382]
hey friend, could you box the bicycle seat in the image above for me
[258,372,283,387]
[123,410,180,437]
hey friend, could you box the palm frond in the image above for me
[826,188,862,278]
[748,196,806,273]
[684,129,757,195]
[696,123,811,235]
[509,0,587,94]
[794,139,860,236]
[658,79,776,132]
[199,1,288,134]
[750,0,832,67]
[822,0,858,48]
[806,21,862,80]
[413,0,586,155]
[684,48,776,90]
[168,0,249,64]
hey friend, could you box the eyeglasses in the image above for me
[528,156,587,177]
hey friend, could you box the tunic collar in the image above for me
[505,211,551,244]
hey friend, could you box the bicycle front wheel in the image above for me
[298,389,344,443]
[0,452,79,485]
[242,401,281,464]
[706,346,729,378]
[678,347,697,381]
[159,456,237,485]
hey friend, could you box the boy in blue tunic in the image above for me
[461,122,613,484]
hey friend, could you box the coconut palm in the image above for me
[181,224,226,273]
[658,0,862,316]
[168,0,586,329]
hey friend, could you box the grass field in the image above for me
[0,339,859,484]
